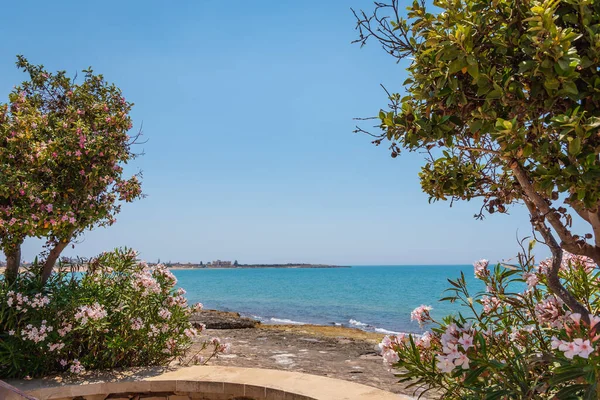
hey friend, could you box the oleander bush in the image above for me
[380,242,600,399]
[0,248,227,378]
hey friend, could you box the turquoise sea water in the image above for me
[173,265,486,334]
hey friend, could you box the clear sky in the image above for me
[0,0,549,265]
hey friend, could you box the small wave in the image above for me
[333,322,343,326]
[270,317,306,325]
[374,327,401,335]
[349,319,369,327]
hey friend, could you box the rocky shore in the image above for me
[192,310,427,398]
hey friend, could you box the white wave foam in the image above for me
[270,318,306,325]
[374,327,401,335]
[333,322,343,326]
[349,319,368,327]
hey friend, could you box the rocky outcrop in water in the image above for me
[190,309,259,329]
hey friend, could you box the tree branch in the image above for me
[522,198,591,324]
[41,235,73,284]
[510,162,600,263]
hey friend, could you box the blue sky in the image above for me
[0,0,546,265]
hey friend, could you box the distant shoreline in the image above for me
[167,264,350,270]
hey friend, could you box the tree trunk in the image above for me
[4,246,21,284]
[41,240,70,284]
[523,198,591,325]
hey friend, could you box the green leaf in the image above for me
[467,63,479,79]
[568,137,581,156]
[562,81,578,95]
[486,89,502,99]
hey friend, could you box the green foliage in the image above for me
[0,248,217,378]
[380,245,600,398]
[355,0,600,219]
[0,57,142,273]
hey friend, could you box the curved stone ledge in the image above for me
[18,366,412,400]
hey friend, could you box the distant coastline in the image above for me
[165,263,349,270]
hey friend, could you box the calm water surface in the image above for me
[173,265,486,334]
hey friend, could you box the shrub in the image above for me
[380,242,600,399]
[0,248,226,378]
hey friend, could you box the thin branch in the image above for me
[522,198,591,324]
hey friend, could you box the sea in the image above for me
[173,265,487,334]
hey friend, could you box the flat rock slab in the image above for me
[188,327,431,398]
[189,310,259,329]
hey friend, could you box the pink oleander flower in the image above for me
[74,302,107,325]
[184,328,198,338]
[382,349,400,365]
[48,342,65,352]
[436,355,455,374]
[473,259,489,279]
[219,343,231,354]
[148,324,160,338]
[535,296,564,328]
[559,341,580,359]
[130,317,143,330]
[70,359,85,374]
[538,259,551,275]
[132,269,161,296]
[458,334,474,351]
[411,305,433,326]
[416,331,432,349]
[454,352,470,370]
[570,313,582,325]
[481,295,501,314]
[574,339,594,359]
[562,252,596,274]
[158,308,172,320]
[21,321,52,343]
[58,323,72,337]
[590,315,600,329]
[551,336,564,350]
[523,272,539,289]
[162,338,178,354]
[192,303,203,312]
[29,293,51,309]
[59,359,68,367]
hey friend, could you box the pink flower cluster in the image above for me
[561,252,596,273]
[473,259,489,279]
[535,295,565,328]
[74,303,107,325]
[153,264,177,286]
[69,359,85,374]
[158,308,172,320]
[130,317,143,330]
[6,291,49,311]
[379,334,409,365]
[435,323,475,373]
[132,269,161,297]
[184,328,198,338]
[21,320,53,343]
[481,295,501,314]
[48,342,65,352]
[552,337,594,359]
[58,322,72,337]
[410,305,433,326]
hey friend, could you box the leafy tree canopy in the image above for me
[354,0,600,319]
[0,57,143,282]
